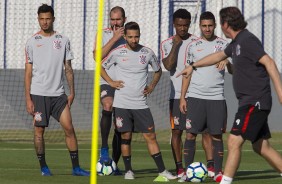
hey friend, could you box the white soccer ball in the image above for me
[186,162,208,182]
[96,159,117,176]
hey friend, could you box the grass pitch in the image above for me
[1,132,282,183]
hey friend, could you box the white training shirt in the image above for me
[102,44,160,109]
[93,28,126,85]
[25,32,74,96]
[185,37,229,100]
[160,34,198,99]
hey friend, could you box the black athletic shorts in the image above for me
[114,108,155,133]
[100,84,115,100]
[186,97,227,135]
[230,105,271,143]
[31,94,68,127]
[169,99,187,130]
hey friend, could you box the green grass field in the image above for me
[1,132,282,184]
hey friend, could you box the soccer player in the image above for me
[101,21,177,181]
[93,6,126,174]
[179,11,232,182]
[177,7,282,184]
[160,9,214,178]
[24,4,89,176]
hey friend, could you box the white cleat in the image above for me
[124,170,135,180]
[159,170,177,180]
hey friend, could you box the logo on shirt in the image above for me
[122,58,128,62]
[36,44,43,47]
[236,44,241,56]
[120,50,127,55]
[139,55,147,64]
[196,41,203,46]
[55,35,63,39]
[34,112,42,122]
[216,40,224,45]
[214,46,223,52]
[141,48,149,54]
[116,117,123,128]
[35,35,42,40]
[53,40,62,49]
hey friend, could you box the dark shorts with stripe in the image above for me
[186,97,227,135]
[114,108,155,133]
[100,84,115,100]
[230,105,271,143]
[31,94,68,127]
[169,99,186,130]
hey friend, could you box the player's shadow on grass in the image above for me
[235,169,280,180]
[133,168,163,178]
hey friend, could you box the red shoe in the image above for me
[177,168,185,178]
[207,166,215,178]
[214,172,223,183]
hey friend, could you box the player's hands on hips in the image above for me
[109,80,124,89]
[143,85,154,96]
[67,94,75,108]
[113,26,124,41]
[179,98,187,114]
[26,99,34,115]
[176,65,193,78]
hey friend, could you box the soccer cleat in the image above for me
[159,170,177,180]
[72,167,90,176]
[124,170,135,179]
[207,165,215,178]
[177,168,185,178]
[114,167,122,176]
[214,171,223,183]
[100,147,110,164]
[177,174,187,182]
[41,166,52,176]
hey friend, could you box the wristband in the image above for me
[190,62,197,71]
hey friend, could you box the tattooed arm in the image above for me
[65,60,75,107]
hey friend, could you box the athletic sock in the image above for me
[213,139,224,174]
[151,152,166,173]
[176,161,184,171]
[207,159,214,168]
[220,175,233,184]
[112,129,121,164]
[100,110,112,148]
[122,155,132,172]
[184,139,196,169]
[69,150,79,168]
[37,153,47,168]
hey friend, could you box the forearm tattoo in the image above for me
[65,61,75,95]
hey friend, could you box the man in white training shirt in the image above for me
[25,4,89,177]
[101,21,176,181]
[93,6,126,174]
[160,9,214,178]
[179,11,232,182]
